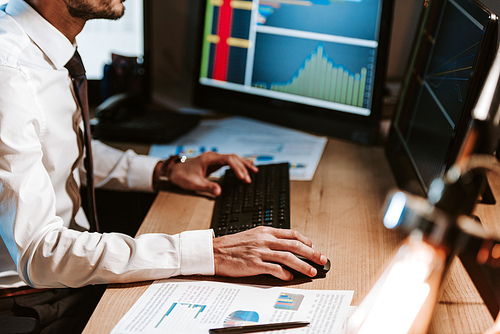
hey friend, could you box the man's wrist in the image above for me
[153,155,186,190]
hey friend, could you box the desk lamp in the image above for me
[347,46,500,334]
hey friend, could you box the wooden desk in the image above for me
[83,138,496,333]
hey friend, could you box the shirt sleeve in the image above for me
[0,64,215,288]
[26,229,215,288]
[90,140,160,193]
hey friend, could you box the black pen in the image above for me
[208,321,310,333]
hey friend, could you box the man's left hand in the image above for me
[165,152,258,196]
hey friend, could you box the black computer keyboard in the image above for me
[210,163,291,237]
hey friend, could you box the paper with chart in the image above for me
[111,279,353,334]
[149,116,327,181]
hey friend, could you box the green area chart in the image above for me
[253,44,367,108]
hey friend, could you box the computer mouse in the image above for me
[283,255,331,279]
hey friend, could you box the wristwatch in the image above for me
[158,155,187,183]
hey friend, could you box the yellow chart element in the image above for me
[206,35,220,44]
[227,37,251,48]
[231,1,254,10]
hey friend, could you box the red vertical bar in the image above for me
[213,0,233,81]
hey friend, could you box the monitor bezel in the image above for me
[385,0,499,196]
[193,0,395,144]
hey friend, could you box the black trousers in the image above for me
[0,285,107,334]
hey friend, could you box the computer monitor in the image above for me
[193,0,394,144]
[385,0,498,196]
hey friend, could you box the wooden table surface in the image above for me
[83,138,496,333]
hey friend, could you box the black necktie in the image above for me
[65,50,100,232]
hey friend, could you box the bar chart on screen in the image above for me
[253,44,368,107]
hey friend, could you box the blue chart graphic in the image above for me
[258,0,379,40]
[175,145,218,157]
[274,292,304,310]
[223,310,259,327]
[155,303,206,329]
[252,35,375,108]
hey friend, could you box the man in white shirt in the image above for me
[0,0,327,331]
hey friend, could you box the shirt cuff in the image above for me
[127,152,160,192]
[180,229,215,276]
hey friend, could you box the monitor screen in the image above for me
[385,0,498,195]
[194,0,394,144]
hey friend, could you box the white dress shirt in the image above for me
[0,0,214,289]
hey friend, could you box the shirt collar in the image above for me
[6,0,76,69]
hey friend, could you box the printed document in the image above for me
[149,116,327,181]
[111,279,353,334]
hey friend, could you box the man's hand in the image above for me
[164,152,258,196]
[213,226,328,281]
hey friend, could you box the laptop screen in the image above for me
[385,0,498,194]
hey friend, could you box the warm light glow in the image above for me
[357,261,431,334]
[492,244,500,259]
[472,43,500,121]
[383,191,407,229]
[348,237,444,334]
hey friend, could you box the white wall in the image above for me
[386,0,423,80]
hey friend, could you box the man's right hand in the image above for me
[212,226,328,281]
